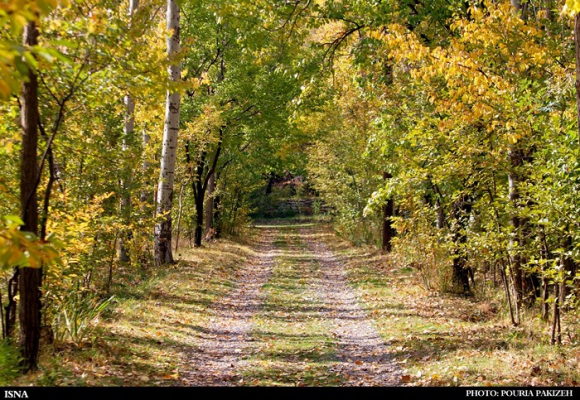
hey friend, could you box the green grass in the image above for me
[0,340,21,385]
[240,228,343,386]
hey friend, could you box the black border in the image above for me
[0,387,577,400]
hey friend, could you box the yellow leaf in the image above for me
[201,71,210,85]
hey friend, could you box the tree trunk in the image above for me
[381,172,395,252]
[540,229,551,321]
[194,187,204,247]
[19,20,42,372]
[154,0,180,266]
[561,234,576,305]
[140,130,150,208]
[508,147,538,307]
[551,281,561,345]
[118,0,139,263]
[118,93,135,264]
[508,148,525,306]
[4,269,19,339]
[450,194,472,295]
[575,12,580,148]
[174,182,185,253]
[213,192,222,238]
[205,171,215,235]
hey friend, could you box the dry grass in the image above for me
[10,236,255,386]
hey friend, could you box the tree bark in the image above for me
[174,181,186,253]
[450,194,472,295]
[213,192,222,238]
[194,188,204,247]
[508,156,524,305]
[118,0,139,265]
[205,171,215,235]
[381,172,395,252]
[154,0,180,266]
[119,0,138,263]
[19,20,42,371]
[140,130,150,208]
[192,130,222,247]
[574,12,580,148]
[118,93,135,263]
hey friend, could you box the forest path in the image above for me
[182,220,401,386]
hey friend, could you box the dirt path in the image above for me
[182,221,401,386]
[180,227,276,385]
[305,233,401,386]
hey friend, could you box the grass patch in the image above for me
[0,340,21,384]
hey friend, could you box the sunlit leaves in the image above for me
[0,215,61,270]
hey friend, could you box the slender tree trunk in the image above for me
[381,172,395,252]
[140,130,150,208]
[508,148,525,306]
[194,178,204,247]
[450,194,472,295]
[192,131,222,247]
[4,270,18,339]
[540,229,551,321]
[575,12,580,149]
[551,282,561,345]
[154,0,180,266]
[501,259,518,326]
[561,233,576,306]
[118,0,138,264]
[213,192,221,238]
[201,50,224,240]
[118,93,135,263]
[205,171,215,235]
[19,20,42,371]
[174,182,185,253]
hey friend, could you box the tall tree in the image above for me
[154,0,181,265]
[118,0,139,264]
[19,20,42,371]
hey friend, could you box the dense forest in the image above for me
[1,0,580,387]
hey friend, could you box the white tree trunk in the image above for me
[155,0,180,265]
[140,129,150,208]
